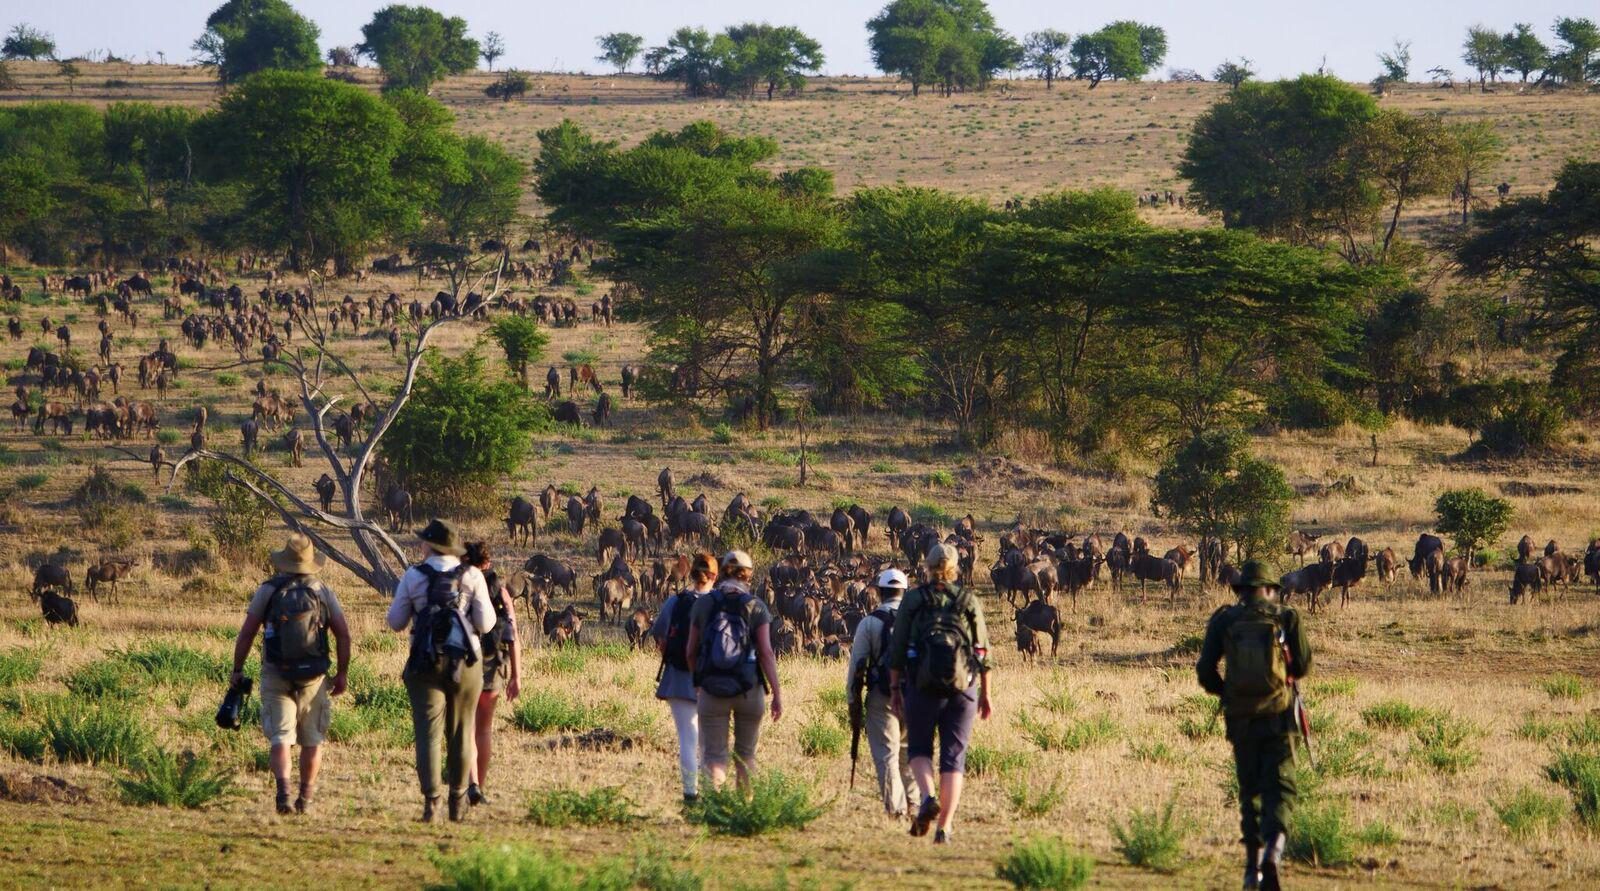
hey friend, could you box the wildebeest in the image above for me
[1586,541,1600,592]
[84,559,135,602]
[523,554,578,601]
[1015,625,1043,663]
[553,401,581,426]
[657,467,675,510]
[314,474,337,512]
[620,365,637,399]
[1128,553,1181,603]
[240,419,260,457]
[1439,555,1469,595]
[1015,598,1062,658]
[1509,562,1543,604]
[1285,530,1321,565]
[507,496,538,546]
[593,392,612,427]
[382,485,413,531]
[1375,547,1399,585]
[544,366,562,399]
[1279,562,1334,612]
[1331,537,1369,608]
[1516,534,1536,564]
[565,496,588,537]
[596,527,626,566]
[32,563,75,599]
[595,576,634,624]
[40,591,79,627]
[625,608,652,650]
[542,604,585,646]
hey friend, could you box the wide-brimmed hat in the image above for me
[270,532,326,575]
[1231,560,1280,594]
[416,518,466,556]
[721,550,754,571]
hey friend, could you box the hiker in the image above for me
[847,568,915,817]
[683,549,783,792]
[386,519,496,822]
[229,533,351,815]
[1196,560,1313,891]
[651,552,718,803]
[463,541,522,808]
[887,543,991,844]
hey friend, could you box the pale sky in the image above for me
[14,1,1586,81]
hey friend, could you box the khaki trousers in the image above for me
[404,664,483,800]
[866,689,914,815]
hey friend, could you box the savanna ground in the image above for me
[1,61,1599,889]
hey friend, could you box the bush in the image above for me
[1477,391,1566,456]
[797,716,847,758]
[1360,700,1433,731]
[510,690,592,734]
[486,316,549,385]
[1545,750,1600,829]
[709,423,736,445]
[430,845,609,891]
[41,700,148,766]
[1111,799,1187,872]
[1540,674,1586,701]
[1354,820,1400,847]
[1411,713,1479,775]
[1494,786,1569,838]
[1432,488,1513,560]
[484,69,531,101]
[684,771,825,836]
[995,836,1094,890]
[1007,776,1067,818]
[216,372,241,387]
[525,787,640,827]
[1286,799,1355,868]
[0,647,43,687]
[15,472,48,491]
[117,748,236,808]
[0,719,48,761]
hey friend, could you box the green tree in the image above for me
[867,0,1017,96]
[1180,75,1379,252]
[1022,29,1070,88]
[3,23,55,60]
[480,30,504,71]
[1448,120,1503,224]
[1152,429,1294,561]
[56,60,80,94]
[1433,488,1513,561]
[1212,58,1254,90]
[198,70,409,273]
[193,0,322,85]
[647,27,719,96]
[1376,39,1411,82]
[1502,23,1548,82]
[412,133,526,298]
[357,4,479,92]
[1070,21,1166,87]
[484,69,529,101]
[486,316,549,386]
[1462,25,1508,92]
[716,23,825,99]
[1358,111,1459,261]
[1551,17,1600,84]
[596,32,644,73]
[382,350,548,499]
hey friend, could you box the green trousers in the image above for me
[404,663,484,800]
[1228,716,1297,846]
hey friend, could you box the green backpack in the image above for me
[1221,603,1291,718]
[262,575,331,682]
[909,586,975,698]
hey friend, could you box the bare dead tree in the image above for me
[168,265,506,593]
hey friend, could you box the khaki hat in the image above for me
[721,550,754,571]
[416,518,466,556]
[1231,560,1281,595]
[924,543,958,571]
[269,532,326,575]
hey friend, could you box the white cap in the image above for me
[721,550,754,571]
[876,568,909,590]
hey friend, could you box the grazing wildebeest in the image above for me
[592,391,612,427]
[565,496,588,537]
[544,366,562,399]
[1375,547,1399,585]
[1586,540,1600,592]
[1331,537,1369,608]
[1510,562,1543,604]
[626,608,652,650]
[885,505,910,546]
[1440,555,1469,595]
[382,485,413,531]
[847,504,872,548]
[830,508,856,555]
[31,563,74,599]
[1285,530,1321,565]
[1015,598,1062,658]
[553,401,581,426]
[1015,625,1043,663]
[1408,534,1445,582]
[542,605,585,646]
[507,496,538,546]
[596,527,626,566]
[524,554,578,601]
[40,591,79,627]
[1317,540,1344,566]
[595,575,634,624]
[620,365,637,399]
[536,483,558,522]
[1058,554,1100,608]
[314,474,337,512]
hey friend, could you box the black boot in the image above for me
[421,797,439,823]
[1260,833,1284,891]
[448,793,466,822]
[1242,843,1262,889]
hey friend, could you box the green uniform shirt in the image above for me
[886,582,990,673]
[1195,595,1312,708]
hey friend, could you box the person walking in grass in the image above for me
[846,568,915,818]
[387,519,495,823]
[462,541,521,808]
[230,532,351,816]
[1196,560,1313,891]
[888,543,991,844]
[651,552,718,803]
[684,549,783,792]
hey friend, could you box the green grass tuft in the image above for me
[64,659,140,699]
[1286,799,1355,868]
[1110,799,1187,872]
[684,771,826,836]
[510,690,592,734]
[0,646,44,687]
[1354,820,1401,847]
[113,641,230,685]
[798,715,847,758]
[1540,673,1586,701]
[1359,699,1434,731]
[966,744,1031,778]
[1544,749,1600,830]
[1493,786,1569,839]
[524,786,640,827]
[995,835,1094,890]
[1006,775,1067,818]
[1411,712,1479,775]
[40,700,149,766]
[117,748,235,808]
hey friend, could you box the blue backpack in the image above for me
[694,590,758,698]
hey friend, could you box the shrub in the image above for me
[216,372,241,387]
[1286,799,1355,867]
[995,836,1094,890]
[486,315,549,385]
[430,845,603,891]
[1493,787,1569,838]
[1111,799,1187,872]
[1354,820,1401,847]
[1007,776,1067,818]
[0,647,43,687]
[510,690,592,733]
[1540,674,1586,701]
[797,716,847,758]
[1544,750,1600,829]
[1566,714,1600,748]
[65,659,139,699]
[0,718,48,761]
[15,472,48,491]
[1411,713,1479,775]
[925,469,954,488]
[966,744,1030,778]
[684,771,825,836]
[524,787,640,827]
[1477,391,1566,456]
[484,69,531,101]
[1432,488,1513,560]
[1360,700,1432,731]
[41,700,148,766]
[710,423,735,445]
[117,748,236,808]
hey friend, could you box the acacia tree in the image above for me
[3,23,56,60]
[867,0,1018,96]
[1502,23,1548,82]
[357,4,479,92]
[1022,29,1070,88]
[480,31,504,70]
[1070,21,1166,87]
[596,32,644,73]
[1152,429,1294,561]
[716,23,825,99]
[1212,58,1254,89]
[192,0,322,85]
[1462,25,1508,92]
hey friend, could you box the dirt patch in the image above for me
[683,471,728,490]
[0,773,91,805]
[542,727,641,753]
[956,457,1055,491]
[1499,480,1584,497]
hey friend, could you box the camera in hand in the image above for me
[215,675,253,731]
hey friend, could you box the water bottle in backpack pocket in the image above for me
[694,591,758,698]
[262,576,331,682]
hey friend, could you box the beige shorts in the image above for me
[259,668,331,748]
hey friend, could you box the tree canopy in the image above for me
[3,23,56,60]
[1069,21,1166,87]
[1022,29,1070,88]
[193,0,322,84]
[357,4,479,92]
[596,32,644,73]
[644,24,824,99]
[866,0,1020,96]
[1152,429,1294,561]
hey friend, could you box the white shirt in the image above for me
[386,554,496,637]
[845,595,903,693]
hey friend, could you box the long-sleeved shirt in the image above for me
[845,596,902,694]
[386,554,496,649]
[1196,596,1312,716]
[886,583,990,674]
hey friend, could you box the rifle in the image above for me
[1279,630,1315,769]
[848,657,868,790]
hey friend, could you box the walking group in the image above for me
[230,522,1313,888]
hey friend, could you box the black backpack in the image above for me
[865,607,897,696]
[407,564,476,674]
[262,575,331,682]
[908,585,975,698]
[660,590,701,673]
[694,590,758,698]
[479,569,514,666]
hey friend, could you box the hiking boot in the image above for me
[682,793,699,807]
[448,794,466,822]
[1260,833,1284,891]
[294,796,312,816]
[1242,843,1261,889]
[421,797,439,823]
[933,829,952,845]
[910,797,940,838]
[467,784,485,806]
[275,792,292,815]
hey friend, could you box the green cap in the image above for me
[1232,559,1279,594]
